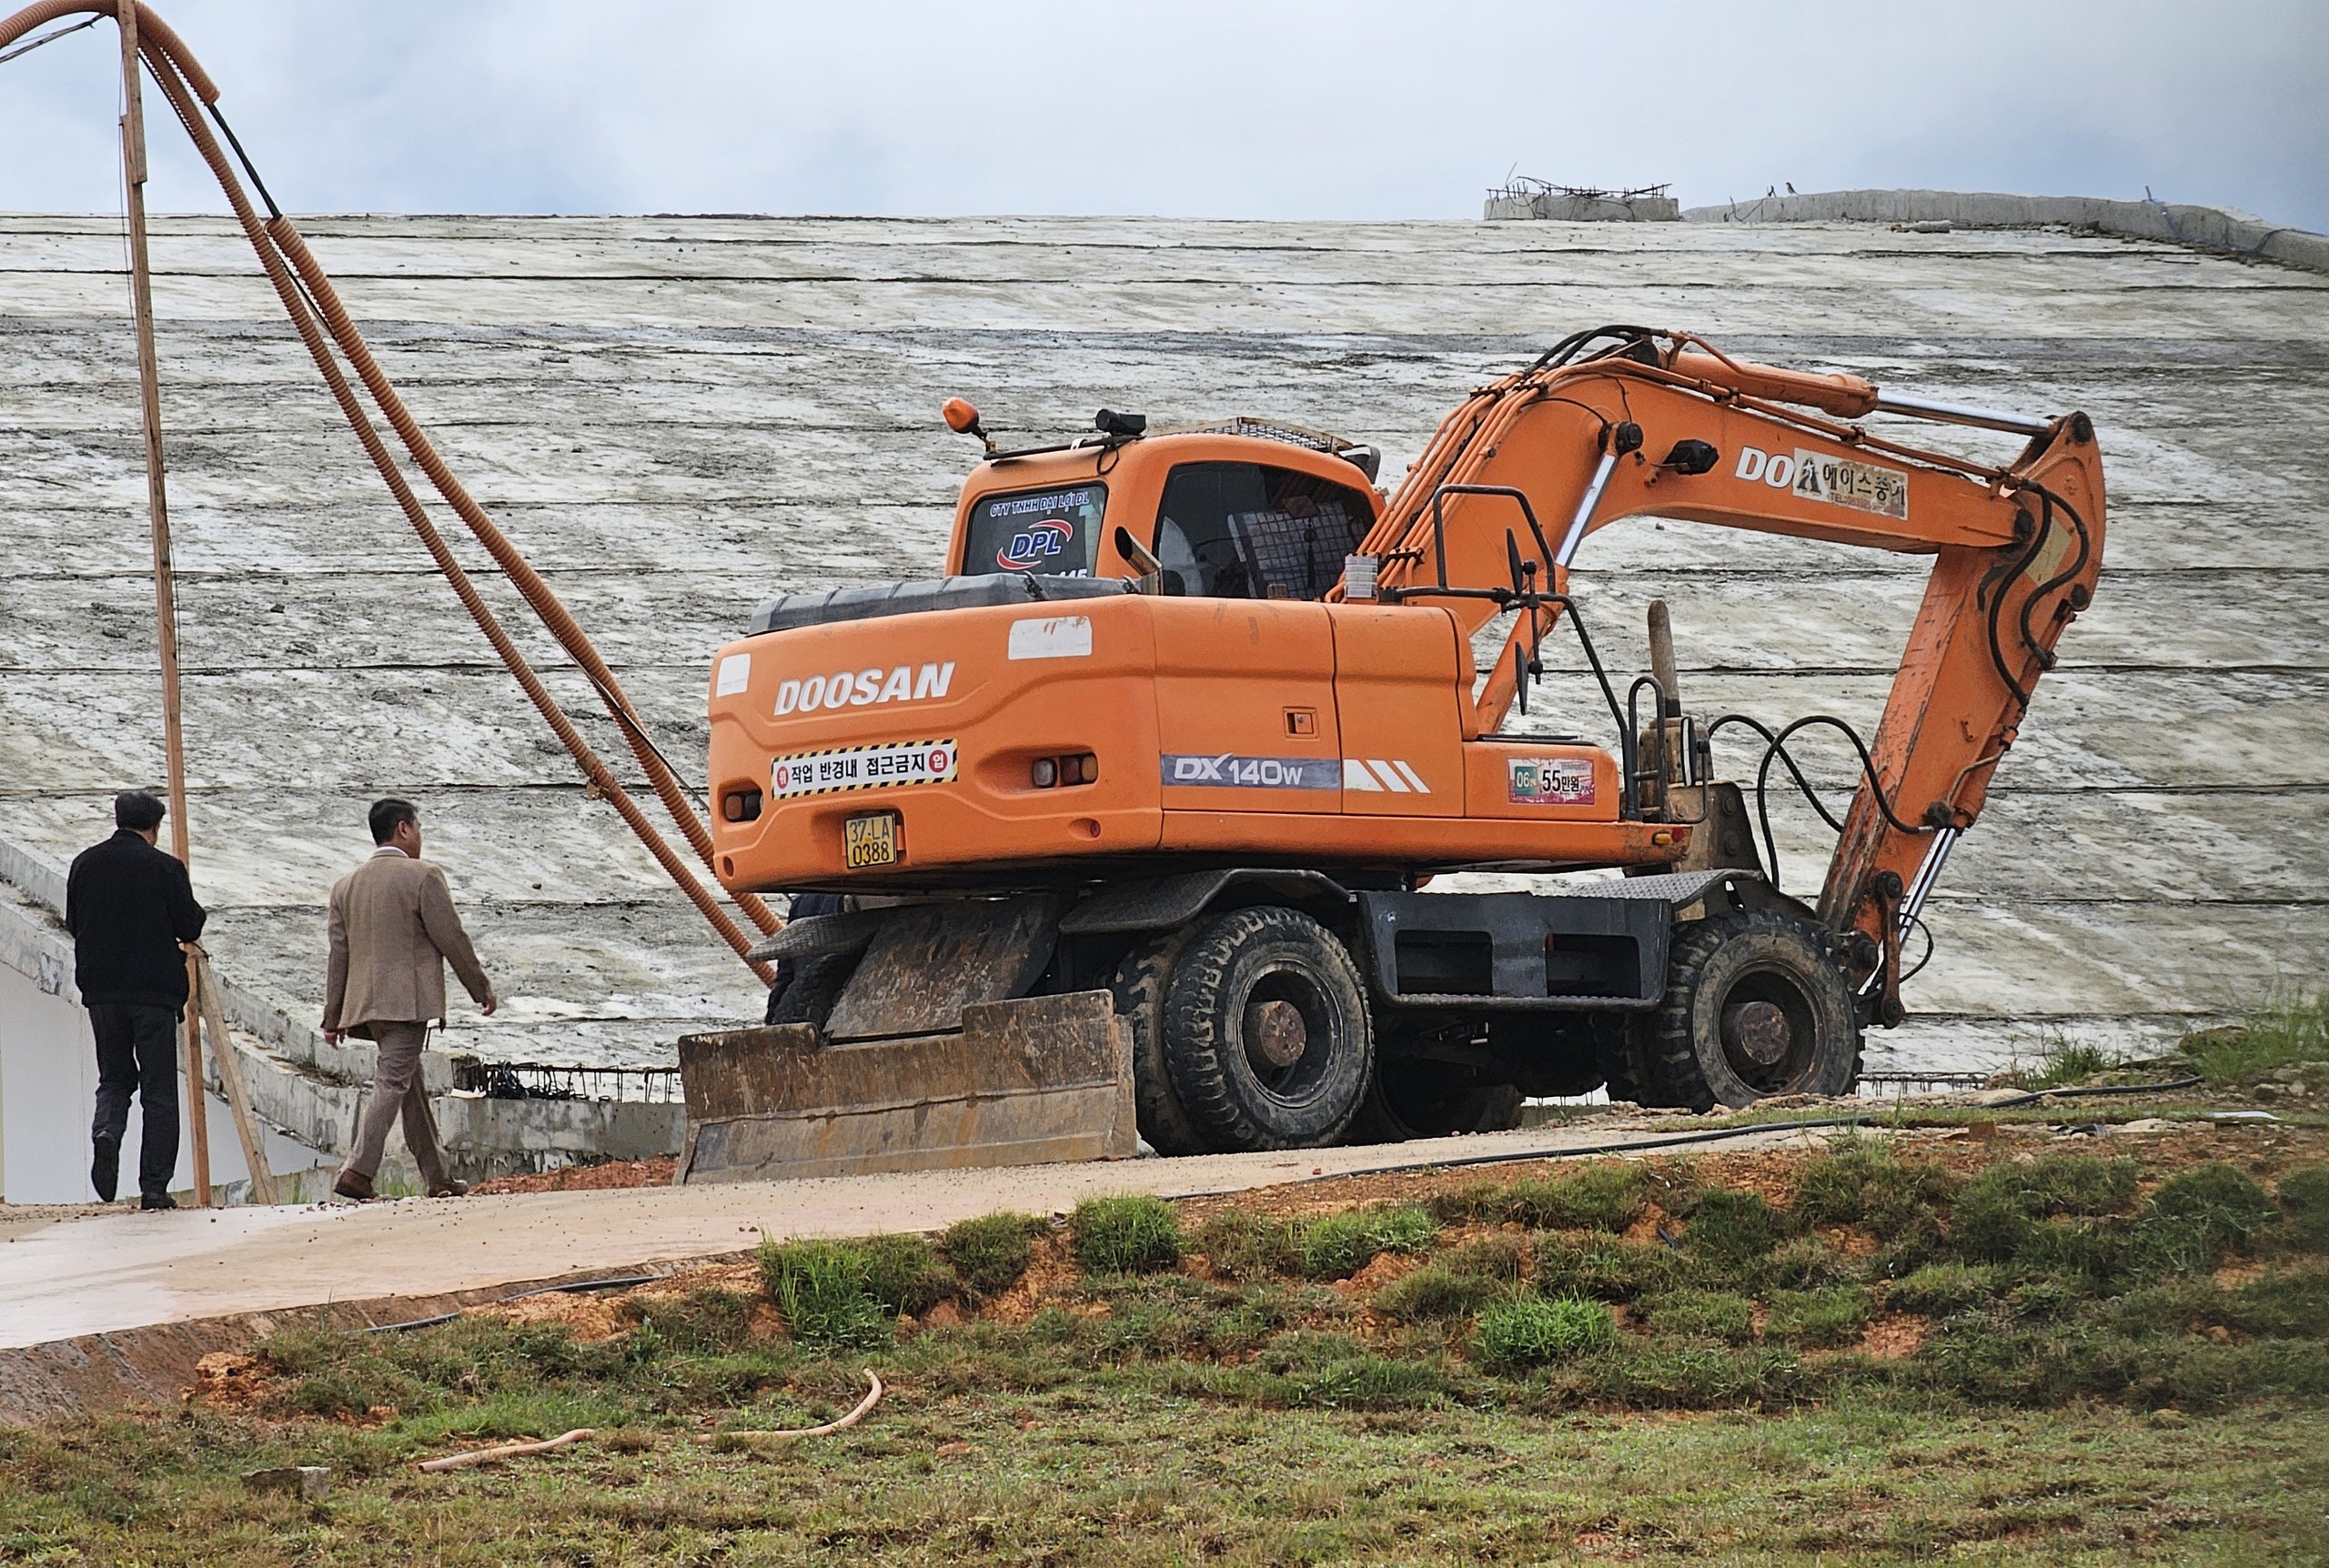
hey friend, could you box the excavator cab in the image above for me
[683,333,2104,1181]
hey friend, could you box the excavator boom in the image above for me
[1357,328,2104,1000]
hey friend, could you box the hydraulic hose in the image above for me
[1,1,778,980]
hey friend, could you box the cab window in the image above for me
[1153,462,1372,599]
[963,483,1106,577]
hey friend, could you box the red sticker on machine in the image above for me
[1508,757,1596,805]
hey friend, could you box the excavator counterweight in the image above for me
[681,328,2104,1179]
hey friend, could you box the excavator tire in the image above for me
[1634,909,1860,1111]
[1111,930,1211,1156]
[1162,905,1372,1151]
[1351,1056,1524,1143]
[763,951,855,1030]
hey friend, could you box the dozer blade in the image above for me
[675,992,1136,1184]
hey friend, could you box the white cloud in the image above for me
[1,0,2322,229]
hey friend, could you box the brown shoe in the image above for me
[428,1181,469,1199]
[331,1171,375,1202]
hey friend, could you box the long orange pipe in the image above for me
[2,1,778,980]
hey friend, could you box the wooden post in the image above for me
[193,950,277,1204]
[117,2,210,1206]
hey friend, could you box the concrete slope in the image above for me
[1,212,2324,1101]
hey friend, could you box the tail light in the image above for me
[1031,753,1099,789]
[721,788,763,822]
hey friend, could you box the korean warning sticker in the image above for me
[771,739,957,799]
[1508,757,1596,806]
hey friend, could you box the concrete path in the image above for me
[0,1120,1835,1350]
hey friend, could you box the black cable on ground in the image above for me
[1980,1075,2202,1110]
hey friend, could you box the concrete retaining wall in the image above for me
[1676,188,2329,275]
[0,849,682,1188]
[1485,192,1680,223]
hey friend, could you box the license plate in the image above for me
[843,813,900,869]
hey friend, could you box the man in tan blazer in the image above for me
[323,797,496,1201]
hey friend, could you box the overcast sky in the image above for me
[3,1,2324,231]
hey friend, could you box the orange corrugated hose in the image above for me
[0,1,780,981]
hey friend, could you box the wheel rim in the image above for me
[1239,963,1338,1104]
[1715,962,1819,1091]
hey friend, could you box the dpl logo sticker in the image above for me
[996,521,1073,570]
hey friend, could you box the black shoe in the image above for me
[140,1192,177,1211]
[91,1136,120,1203]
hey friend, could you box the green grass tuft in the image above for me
[1641,1288,1758,1345]
[1683,1190,1790,1261]
[1763,1286,1872,1348]
[2279,1165,2329,1252]
[1886,1262,1999,1316]
[759,1238,894,1349]
[858,1231,958,1315]
[1791,1138,1957,1229]
[938,1211,1043,1300]
[1299,1203,1437,1280]
[1477,1296,1616,1369]
[1372,1265,1511,1322]
[1071,1194,1184,1274]
[2180,993,2329,1087]
[2147,1162,2280,1263]
[2001,1037,2118,1091]
[1534,1237,1678,1302]
[1194,1209,1304,1281]
[1438,1162,1649,1232]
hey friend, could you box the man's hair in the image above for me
[115,790,166,832]
[368,797,419,846]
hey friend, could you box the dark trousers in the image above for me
[88,1002,181,1199]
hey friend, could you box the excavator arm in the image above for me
[1351,328,2106,1015]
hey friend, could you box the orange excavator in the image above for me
[687,327,2104,1171]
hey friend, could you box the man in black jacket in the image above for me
[64,791,207,1209]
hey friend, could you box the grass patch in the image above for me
[1298,1202,1437,1280]
[1535,1236,1678,1302]
[1682,1189,1790,1261]
[1477,1296,1615,1369]
[1071,1195,1183,1274]
[2001,1036,2119,1091]
[1194,1209,1303,1282]
[760,1238,893,1349]
[1886,1261,1999,1316]
[2280,1164,2329,1252]
[2181,992,2329,1087]
[1642,1288,1758,1345]
[938,1211,1043,1300]
[1437,1161,1649,1232]
[1763,1286,1872,1348]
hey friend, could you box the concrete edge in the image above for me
[1669,188,2329,276]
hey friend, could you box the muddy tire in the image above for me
[1111,930,1210,1156]
[1162,906,1373,1151]
[1351,1056,1523,1142]
[764,952,854,1030]
[1634,910,1861,1111]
